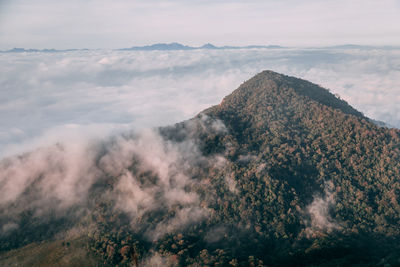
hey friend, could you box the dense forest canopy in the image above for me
[1,70,400,266]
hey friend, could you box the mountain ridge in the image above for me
[120,42,284,51]
[3,44,400,53]
[0,43,284,53]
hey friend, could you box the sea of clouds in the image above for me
[1,47,400,158]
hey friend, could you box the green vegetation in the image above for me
[1,70,400,266]
[0,236,104,266]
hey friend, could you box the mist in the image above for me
[0,112,228,244]
[303,181,341,237]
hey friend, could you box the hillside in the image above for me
[1,71,400,266]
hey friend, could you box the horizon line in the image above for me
[2,43,400,52]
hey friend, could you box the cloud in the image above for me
[1,48,400,159]
[139,252,170,267]
[0,139,101,237]
[0,116,228,241]
[1,222,18,236]
[303,181,341,237]
[0,140,100,207]
[204,225,227,243]
[224,174,238,194]
[0,49,245,157]
[100,128,210,240]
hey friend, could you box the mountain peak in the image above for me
[124,42,193,51]
[200,43,218,49]
[216,70,364,118]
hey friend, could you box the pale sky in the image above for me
[1,0,400,49]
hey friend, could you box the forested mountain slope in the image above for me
[1,71,400,266]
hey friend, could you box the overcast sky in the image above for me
[1,0,400,49]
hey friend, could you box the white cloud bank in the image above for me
[1,47,400,158]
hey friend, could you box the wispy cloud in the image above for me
[303,181,341,237]
[0,116,227,241]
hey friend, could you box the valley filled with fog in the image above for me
[1,47,399,158]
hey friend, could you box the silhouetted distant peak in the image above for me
[121,42,193,51]
[200,43,218,49]
[120,43,285,51]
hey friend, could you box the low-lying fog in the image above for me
[1,47,399,158]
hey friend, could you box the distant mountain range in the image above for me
[0,48,84,53]
[0,43,283,53]
[2,43,400,53]
[119,42,283,51]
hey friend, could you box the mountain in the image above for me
[120,43,284,51]
[0,48,81,53]
[315,44,400,50]
[199,43,218,49]
[1,71,400,266]
[121,42,194,51]
[1,44,284,53]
